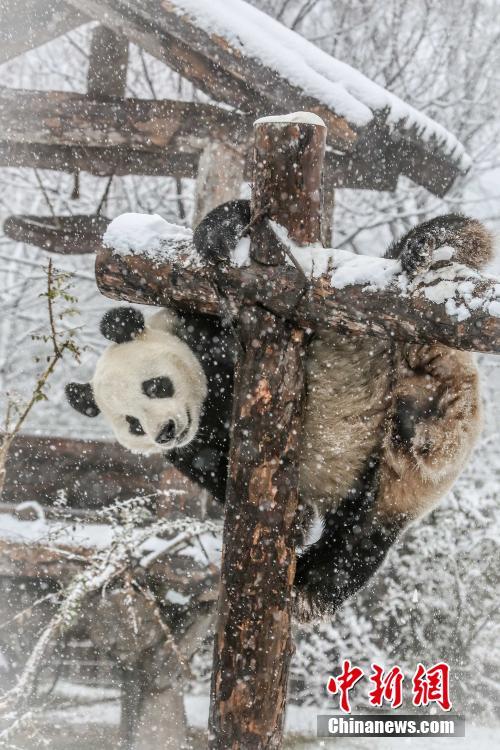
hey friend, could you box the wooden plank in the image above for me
[0,1,87,64]
[0,539,87,580]
[2,434,166,510]
[3,214,109,254]
[0,87,251,177]
[0,141,198,177]
[0,87,251,151]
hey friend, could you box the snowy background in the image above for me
[1,1,500,747]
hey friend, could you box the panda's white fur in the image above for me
[92,310,207,453]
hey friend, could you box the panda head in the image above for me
[66,307,207,454]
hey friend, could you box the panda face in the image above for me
[92,325,207,454]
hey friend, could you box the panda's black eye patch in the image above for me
[142,377,174,399]
[126,415,145,435]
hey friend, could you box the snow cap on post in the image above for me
[254,111,326,127]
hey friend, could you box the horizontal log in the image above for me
[0,538,86,580]
[0,142,199,178]
[3,214,109,254]
[0,535,218,598]
[95,237,500,354]
[2,434,166,510]
[0,87,251,177]
[0,88,374,189]
[0,88,251,150]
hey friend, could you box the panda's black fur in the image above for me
[66,200,492,620]
[162,312,235,501]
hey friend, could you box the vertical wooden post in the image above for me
[192,141,246,227]
[87,25,129,99]
[208,113,326,749]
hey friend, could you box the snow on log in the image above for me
[97,218,500,354]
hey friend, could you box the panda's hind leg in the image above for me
[293,458,404,621]
[386,214,493,276]
[377,342,482,520]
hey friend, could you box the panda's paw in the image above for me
[410,419,454,481]
[193,199,251,265]
[400,235,437,278]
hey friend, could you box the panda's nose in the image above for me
[156,420,176,444]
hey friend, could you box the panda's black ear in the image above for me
[65,382,100,417]
[100,307,145,343]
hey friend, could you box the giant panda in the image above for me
[66,202,492,619]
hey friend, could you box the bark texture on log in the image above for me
[208,312,306,749]
[252,118,326,249]
[0,87,250,151]
[1,434,166,510]
[95,245,500,354]
[207,116,326,749]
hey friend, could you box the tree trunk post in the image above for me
[208,114,326,749]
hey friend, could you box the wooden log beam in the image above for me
[0,87,251,176]
[0,538,87,580]
[1,434,167,511]
[0,141,198,178]
[0,87,251,151]
[0,1,87,64]
[3,214,109,254]
[96,238,500,354]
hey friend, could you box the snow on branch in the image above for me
[98,215,500,354]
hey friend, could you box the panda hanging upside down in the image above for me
[66,202,493,620]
